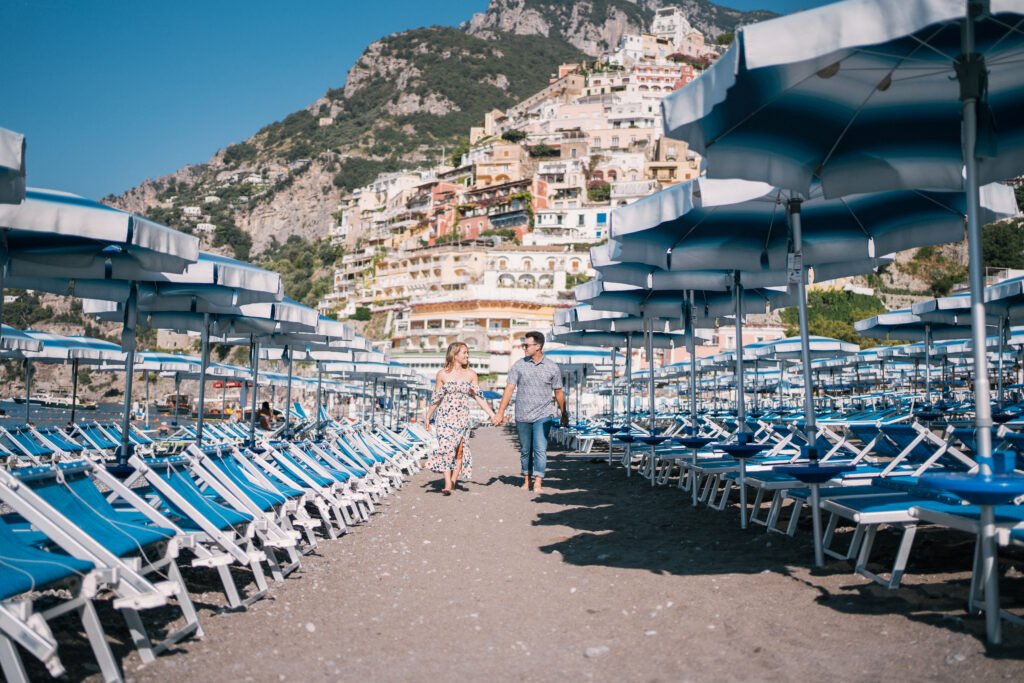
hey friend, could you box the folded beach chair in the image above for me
[0,515,121,682]
[253,440,360,535]
[32,426,95,461]
[0,461,203,664]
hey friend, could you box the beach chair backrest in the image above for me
[5,426,55,459]
[144,455,253,531]
[76,423,119,450]
[13,462,176,558]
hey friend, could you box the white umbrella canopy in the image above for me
[0,188,198,275]
[576,274,796,319]
[0,128,26,204]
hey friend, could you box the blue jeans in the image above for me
[516,419,552,478]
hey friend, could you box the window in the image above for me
[577,214,585,227]
[547,259,556,271]
[570,259,580,272]
[611,136,619,147]
[522,258,533,270]
[570,148,577,159]
[596,213,607,224]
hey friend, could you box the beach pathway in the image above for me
[127,426,1024,682]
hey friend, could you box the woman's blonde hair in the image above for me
[444,342,469,371]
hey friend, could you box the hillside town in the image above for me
[318,8,756,381]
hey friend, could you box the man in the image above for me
[493,331,569,493]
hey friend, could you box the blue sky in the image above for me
[3,0,832,199]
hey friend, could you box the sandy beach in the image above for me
[53,426,1022,682]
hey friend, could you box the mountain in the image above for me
[466,0,776,54]
[109,0,774,256]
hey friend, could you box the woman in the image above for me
[425,342,496,495]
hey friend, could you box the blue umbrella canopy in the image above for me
[9,250,281,307]
[756,336,859,361]
[0,128,25,205]
[662,0,1024,199]
[610,176,1012,275]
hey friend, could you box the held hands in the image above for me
[490,413,504,427]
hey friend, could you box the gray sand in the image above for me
[110,426,1024,682]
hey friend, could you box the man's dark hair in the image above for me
[525,331,545,348]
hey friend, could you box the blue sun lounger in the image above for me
[125,454,270,608]
[0,461,202,664]
[0,515,120,682]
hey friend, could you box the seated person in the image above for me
[257,401,274,430]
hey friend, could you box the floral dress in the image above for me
[426,379,475,480]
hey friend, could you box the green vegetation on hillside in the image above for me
[779,289,887,347]
[255,27,585,192]
[983,219,1024,270]
[258,235,345,308]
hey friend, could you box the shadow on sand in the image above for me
[500,429,1024,652]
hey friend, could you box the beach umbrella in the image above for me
[856,308,977,404]
[662,2,1024,638]
[79,251,283,443]
[7,331,126,424]
[612,174,1013,454]
[0,128,26,204]
[0,188,200,352]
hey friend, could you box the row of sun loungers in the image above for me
[552,408,1024,635]
[0,415,433,682]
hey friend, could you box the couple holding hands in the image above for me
[424,332,569,495]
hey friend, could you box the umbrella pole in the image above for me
[733,276,750,528]
[173,373,181,426]
[116,285,139,470]
[647,318,656,436]
[925,324,932,405]
[316,362,324,439]
[960,17,999,643]
[734,277,746,434]
[788,200,817,457]
[610,346,617,425]
[69,359,79,427]
[687,293,697,433]
[249,337,260,447]
[196,313,210,443]
[998,316,1006,409]
[23,359,31,424]
[789,199,826,568]
[576,369,582,421]
[283,346,293,437]
[370,378,377,427]
[145,370,151,430]
[625,335,633,472]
